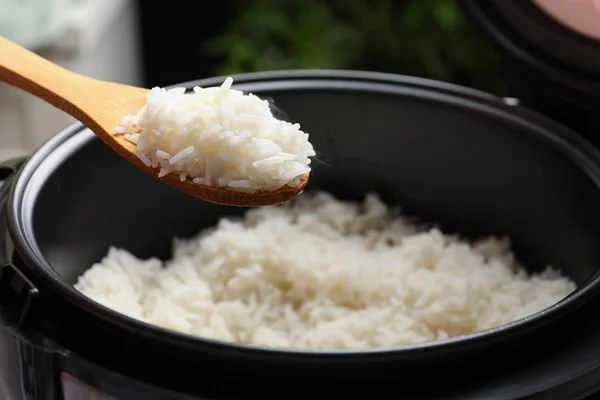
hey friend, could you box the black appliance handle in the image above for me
[0,155,51,332]
[0,156,26,210]
[0,156,44,330]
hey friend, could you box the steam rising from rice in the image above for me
[75,192,575,350]
[115,77,316,192]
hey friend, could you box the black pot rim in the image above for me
[7,69,600,359]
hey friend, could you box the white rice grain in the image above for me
[169,146,195,165]
[156,150,170,159]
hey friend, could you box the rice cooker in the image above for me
[1,0,600,398]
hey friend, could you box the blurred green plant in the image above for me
[206,0,505,94]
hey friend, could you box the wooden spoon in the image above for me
[0,36,308,207]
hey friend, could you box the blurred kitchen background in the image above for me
[0,0,505,161]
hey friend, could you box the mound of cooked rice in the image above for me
[75,192,575,349]
[115,77,315,193]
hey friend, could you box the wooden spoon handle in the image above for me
[0,35,91,119]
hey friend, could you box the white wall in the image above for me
[0,0,143,161]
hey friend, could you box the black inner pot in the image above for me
[10,74,600,379]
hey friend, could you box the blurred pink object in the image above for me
[533,0,600,39]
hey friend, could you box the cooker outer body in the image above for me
[3,70,600,398]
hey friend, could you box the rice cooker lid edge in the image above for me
[461,0,600,97]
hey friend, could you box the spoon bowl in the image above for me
[0,35,308,207]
